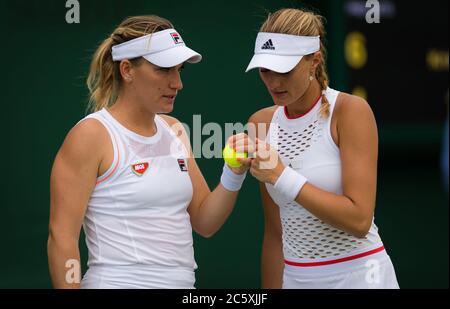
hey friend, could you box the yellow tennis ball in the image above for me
[223,144,247,168]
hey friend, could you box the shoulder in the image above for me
[61,117,110,163]
[334,92,378,142]
[247,106,278,139]
[248,106,278,125]
[68,117,110,148]
[334,92,376,123]
[159,114,192,153]
[158,114,186,138]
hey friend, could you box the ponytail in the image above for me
[86,37,117,112]
[86,15,173,113]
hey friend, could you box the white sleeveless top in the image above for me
[265,88,383,263]
[81,109,196,271]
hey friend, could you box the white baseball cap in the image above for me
[246,32,320,73]
[112,28,202,67]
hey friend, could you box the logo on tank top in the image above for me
[131,162,149,176]
[177,159,188,172]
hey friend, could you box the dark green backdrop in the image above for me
[0,0,447,288]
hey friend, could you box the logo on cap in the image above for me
[261,39,275,50]
[131,162,149,176]
[170,32,184,44]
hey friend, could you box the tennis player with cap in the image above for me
[48,15,250,289]
[231,8,399,288]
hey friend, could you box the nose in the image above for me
[170,70,183,91]
[263,71,281,90]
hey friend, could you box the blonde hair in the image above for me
[86,15,173,112]
[260,8,330,118]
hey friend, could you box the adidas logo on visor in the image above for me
[261,39,275,50]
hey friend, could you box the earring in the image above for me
[309,75,314,81]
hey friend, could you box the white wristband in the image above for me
[220,163,247,192]
[274,166,307,202]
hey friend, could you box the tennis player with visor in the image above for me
[230,8,400,289]
[48,15,251,289]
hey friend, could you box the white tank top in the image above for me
[80,108,196,270]
[265,88,383,263]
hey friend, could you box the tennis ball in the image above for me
[223,144,248,168]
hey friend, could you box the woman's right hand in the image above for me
[226,133,255,175]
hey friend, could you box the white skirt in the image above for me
[81,264,196,289]
[283,247,399,289]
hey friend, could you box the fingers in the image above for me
[236,157,253,166]
[227,133,247,146]
[234,141,256,154]
[253,138,272,161]
[228,134,256,154]
[251,141,280,170]
[228,157,252,175]
[226,135,278,166]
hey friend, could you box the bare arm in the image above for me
[48,119,107,288]
[186,156,242,238]
[246,107,284,288]
[160,115,248,238]
[260,183,284,289]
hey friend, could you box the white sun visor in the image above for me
[245,32,320,73]
[112,28,202,67]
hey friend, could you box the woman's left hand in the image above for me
[230,135,285,184]
[249,139,286,185]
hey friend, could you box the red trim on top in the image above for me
[284,94,322,120]
[284,246,385,267]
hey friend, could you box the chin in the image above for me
[160,105,174,114]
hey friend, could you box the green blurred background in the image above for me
[0,0,448,288]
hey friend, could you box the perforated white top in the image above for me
[265,88,383,262]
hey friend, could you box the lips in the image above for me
[270,90,288,98]
[163,94,177,101]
